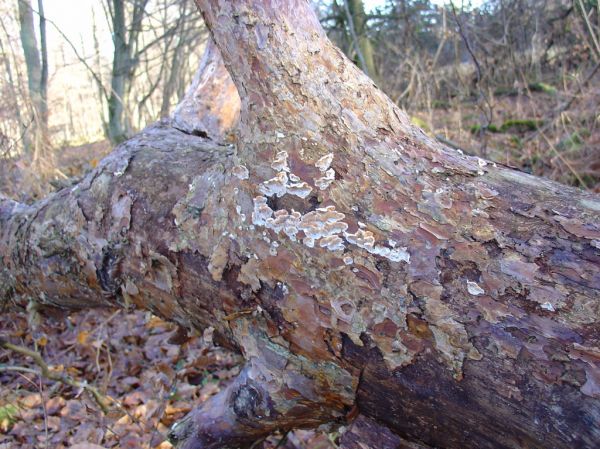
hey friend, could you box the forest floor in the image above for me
[1,83,599,448]
[410,81,600,192]
[0,308,337,449]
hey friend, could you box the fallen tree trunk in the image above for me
[2,1,600,448]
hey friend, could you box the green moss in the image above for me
[493,87,518,97]
[494,82,557,97]
[470,124,482,134]
[500,119,542,133]
[432,99,450,109]
[470,124,500,134]
[410,116,430,132]
[528,82,557,95]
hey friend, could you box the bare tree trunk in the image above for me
[17,0,48,156]
[107,0,130,143]
[37,0,48,139]
[160,0,191,118]
[106,0,150,143]
[2,2,600,449]
[345,0,378,81]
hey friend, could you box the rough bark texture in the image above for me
[340,415,432,449]
[172,37,240,141]
[2,1,600,449]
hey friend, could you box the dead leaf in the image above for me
[69,444,107,449]
[77,331,90,345]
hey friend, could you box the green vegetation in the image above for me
[0,403,19,431]
[500,119,542,133]
[557,132,585,152]
[529,82,558,95]
[493,83,557,97]
[410,116,430,132]
[470,119,544,135]
[470,124,500,134]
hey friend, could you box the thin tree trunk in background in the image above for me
[1,2,600,449]
[346,0,377,81]
[16,0,48,156]
[0,35,28,154]
[106,0,149,144]
[37,0,48,140]
[91,6,108,136]
[107,0,128,143]
[160,0,190,117]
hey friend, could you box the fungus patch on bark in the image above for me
[252,196,274,226]
[246,152,411,260]
[466,280,485,296]
[540,302,556,312]
[271,151,290,172]
[315,153,334,172]
[287,181,312,198]
[260,172,289,197]
[232,164,249,180]
[315,168,335,190]
[257,151,314,199]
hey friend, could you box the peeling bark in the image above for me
[2,2,600,449]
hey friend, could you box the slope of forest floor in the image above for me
[410,83,600,192]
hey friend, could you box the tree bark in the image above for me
[171,37,240,141]
[2,1,600,449]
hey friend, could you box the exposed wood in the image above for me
[2,1,600,448]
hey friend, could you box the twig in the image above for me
[577,0,600,60]
[274,430,290,448]
[0,338,109,413]
[539,133,588,189]
[342,0,370,78]
[523,60,600,144]
[38,374,50,449]
[449,1,494,138]
[20,1,110,102]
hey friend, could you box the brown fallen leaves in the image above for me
[0,308,239,449]
[0,308,337,449]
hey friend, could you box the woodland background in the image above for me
[1,1,599,448]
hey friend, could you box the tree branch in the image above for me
[0,338,110,413]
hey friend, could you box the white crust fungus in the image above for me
[467,280,485,296]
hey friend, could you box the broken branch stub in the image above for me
[171,37,240,141]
